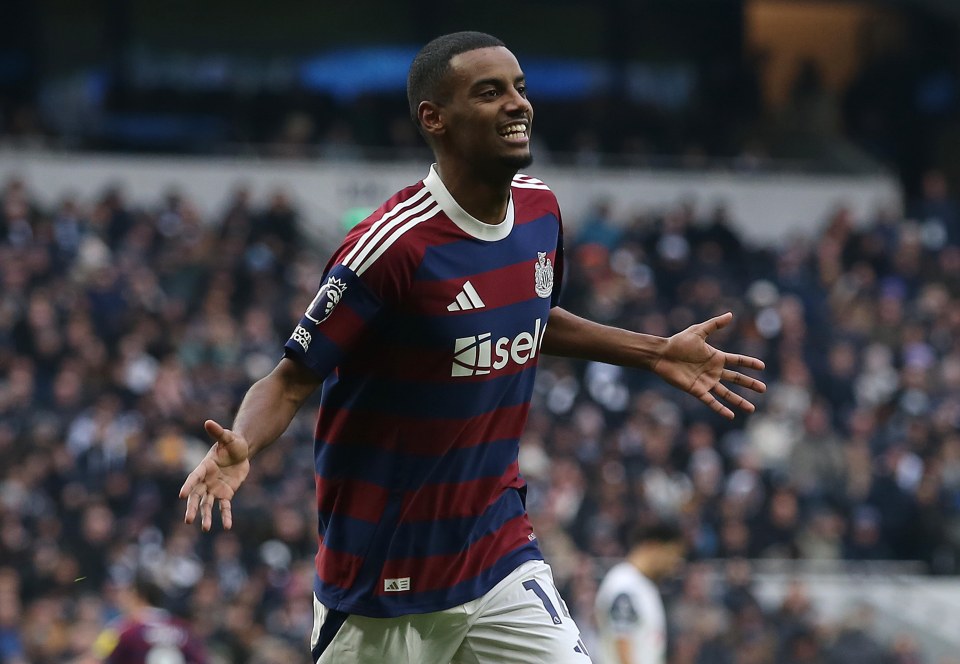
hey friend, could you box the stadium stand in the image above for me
[2,153,959,662]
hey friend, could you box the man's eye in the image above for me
[482,89,499,98]
[517,86,527,97]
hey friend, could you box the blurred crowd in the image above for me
[2,167,960,663]
[0,51,869,174]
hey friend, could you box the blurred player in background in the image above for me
[595,522,686,664]
[179,31,764,663]
[92,572,207,664]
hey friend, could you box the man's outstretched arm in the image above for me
[179,357,323,531]
[541,307,765,419]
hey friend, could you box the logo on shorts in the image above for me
[291,325,312,352]
[305,276,347,324]
[383,577,411,592]
[534,252,553,299]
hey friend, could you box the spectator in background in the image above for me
[825,605,894,664]
[785,59,842,139]
[0,568,25,664]
[576,199,622,252]
[911,168,960,247]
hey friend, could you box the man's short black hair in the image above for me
[406,31,506,127]
[629,520,685,548]
[133,569,168,608]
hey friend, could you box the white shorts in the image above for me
[311,560,593,664]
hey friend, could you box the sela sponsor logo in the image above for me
[383,577,411,592]
[451,318,546,377]
[305,276,348,324]
[534,251,554,298]
[290,325,312,352]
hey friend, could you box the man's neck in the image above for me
[434,162,514,226]
[627,548,657,581]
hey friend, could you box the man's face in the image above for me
[652,541,686,580]
[438,46,534,171]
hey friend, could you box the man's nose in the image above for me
[504,90,531,114]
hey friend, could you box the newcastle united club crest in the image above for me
[534,252,554,299]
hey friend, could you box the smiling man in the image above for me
[179,31,765,664]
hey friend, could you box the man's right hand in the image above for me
[179,419,251,531]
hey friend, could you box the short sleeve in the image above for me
[284,263,386,379]
[551,216,565,309]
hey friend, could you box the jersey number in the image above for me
[522,579,563,625]
[523,579,590,657]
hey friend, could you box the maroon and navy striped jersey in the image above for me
[93,608,207,663]
[284,166,564,617]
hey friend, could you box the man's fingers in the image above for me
[725,353,765,372]
[183,482,233,530]
[205,418,225,441]
[200,493,215,532]
[721,369,767,394]
[700,392,734,420]
[179,464,206,499]
[181,425,243,531]
[183,487,204,524]
[699,311,733,337]
[204,419,235,445]
[700,381,759,419]
[219,499,234,530]
[714,383,756,413]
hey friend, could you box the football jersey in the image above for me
[284,165,564,617]
[594,562,667,664]
[93,608,207,664]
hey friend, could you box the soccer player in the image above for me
[179,31,765,663]
[594,522,686,664]
[93,572,207,664]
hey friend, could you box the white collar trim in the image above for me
[423,165,514,241]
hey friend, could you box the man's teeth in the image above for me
[500,124,527,138]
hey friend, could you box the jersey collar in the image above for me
[423,164,514,241]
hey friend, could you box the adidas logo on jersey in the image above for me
[451,318,545,377]
[383,577,411,592]
[447,280,485,312]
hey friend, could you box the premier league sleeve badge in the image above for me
[305,275,349,324]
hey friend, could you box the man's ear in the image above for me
[418,101,445,138]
